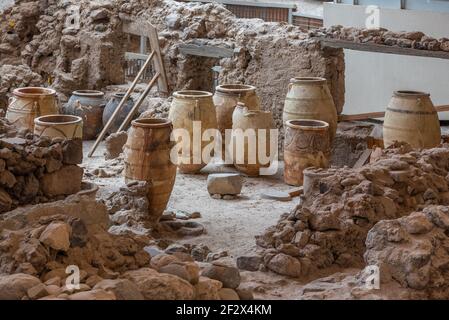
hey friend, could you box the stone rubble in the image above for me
[0,118,83,214]
[0,195,250,300]
[257,144,449,297]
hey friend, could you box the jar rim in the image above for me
[34,114,82,125]
[290,77,327,85]
[132,118,172,128]
[394,90,430,97]
[13,87,56,97]
[72,90,105,97]
[286,119,329,130]
[173,90,213,99]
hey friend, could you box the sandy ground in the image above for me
[82,142,297,257]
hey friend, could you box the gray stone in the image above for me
[201,263,240,289]
[236,255,262,272]
[207,173,242,196]
[144,246,164,257]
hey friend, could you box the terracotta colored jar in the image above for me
[7,87,59,131]
[168,90,217,174]
[34,114,83,139]
[232,103,275,177]
[214,84,260,162]
[283,77,337,142]
[383,91,441,149]
[123,118,177,221]
[284,119,330,186]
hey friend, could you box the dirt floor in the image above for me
[81,140,324,299]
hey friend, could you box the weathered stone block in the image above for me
[40,165,83,196]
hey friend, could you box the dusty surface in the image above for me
[82,140,314,299]
[83,141,295,257]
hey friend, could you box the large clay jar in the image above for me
[283,77,337,142]
[232,103,275,177]
[6,87,59,131]
[214,84,260,162]
[284,120,331,186]
[383,91,441,149]
[66,90,105,140]
[34,115,83,139]
[168,90,217,174]
[102,93,135,134]
[123,118,176,220]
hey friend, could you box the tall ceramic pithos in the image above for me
[168,90,217,174]
[123,118,177,221]
[383,91,441,149]
[284,120,330,186]
[7,87,59,131]
[213,84,260,163]
[232,103,275,177]
[283,77,337,142]
[66,90,105,140]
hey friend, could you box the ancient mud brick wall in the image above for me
[0,0,345,133]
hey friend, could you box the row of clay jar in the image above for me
[152,78,338,184]
[6,87,134,140]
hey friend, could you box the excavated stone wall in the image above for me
[0,118,83,214]
[0,0,345,132]
[257,144,449,287]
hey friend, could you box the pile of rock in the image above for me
[365,205,449,299]
[310,26,449,53]
[0,195,251,300]
[0,118,83,214]
[257,144,449,279]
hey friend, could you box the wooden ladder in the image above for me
[88,21,169,157]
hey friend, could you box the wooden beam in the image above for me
[320,38,449,61]
[88,51,155,157]
[125,52,149,60]
[178,44,234,58]
[339,105,449,122]
[353,149,373,169]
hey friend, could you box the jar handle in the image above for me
[8,97,15,106]
[288,83,293,93]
